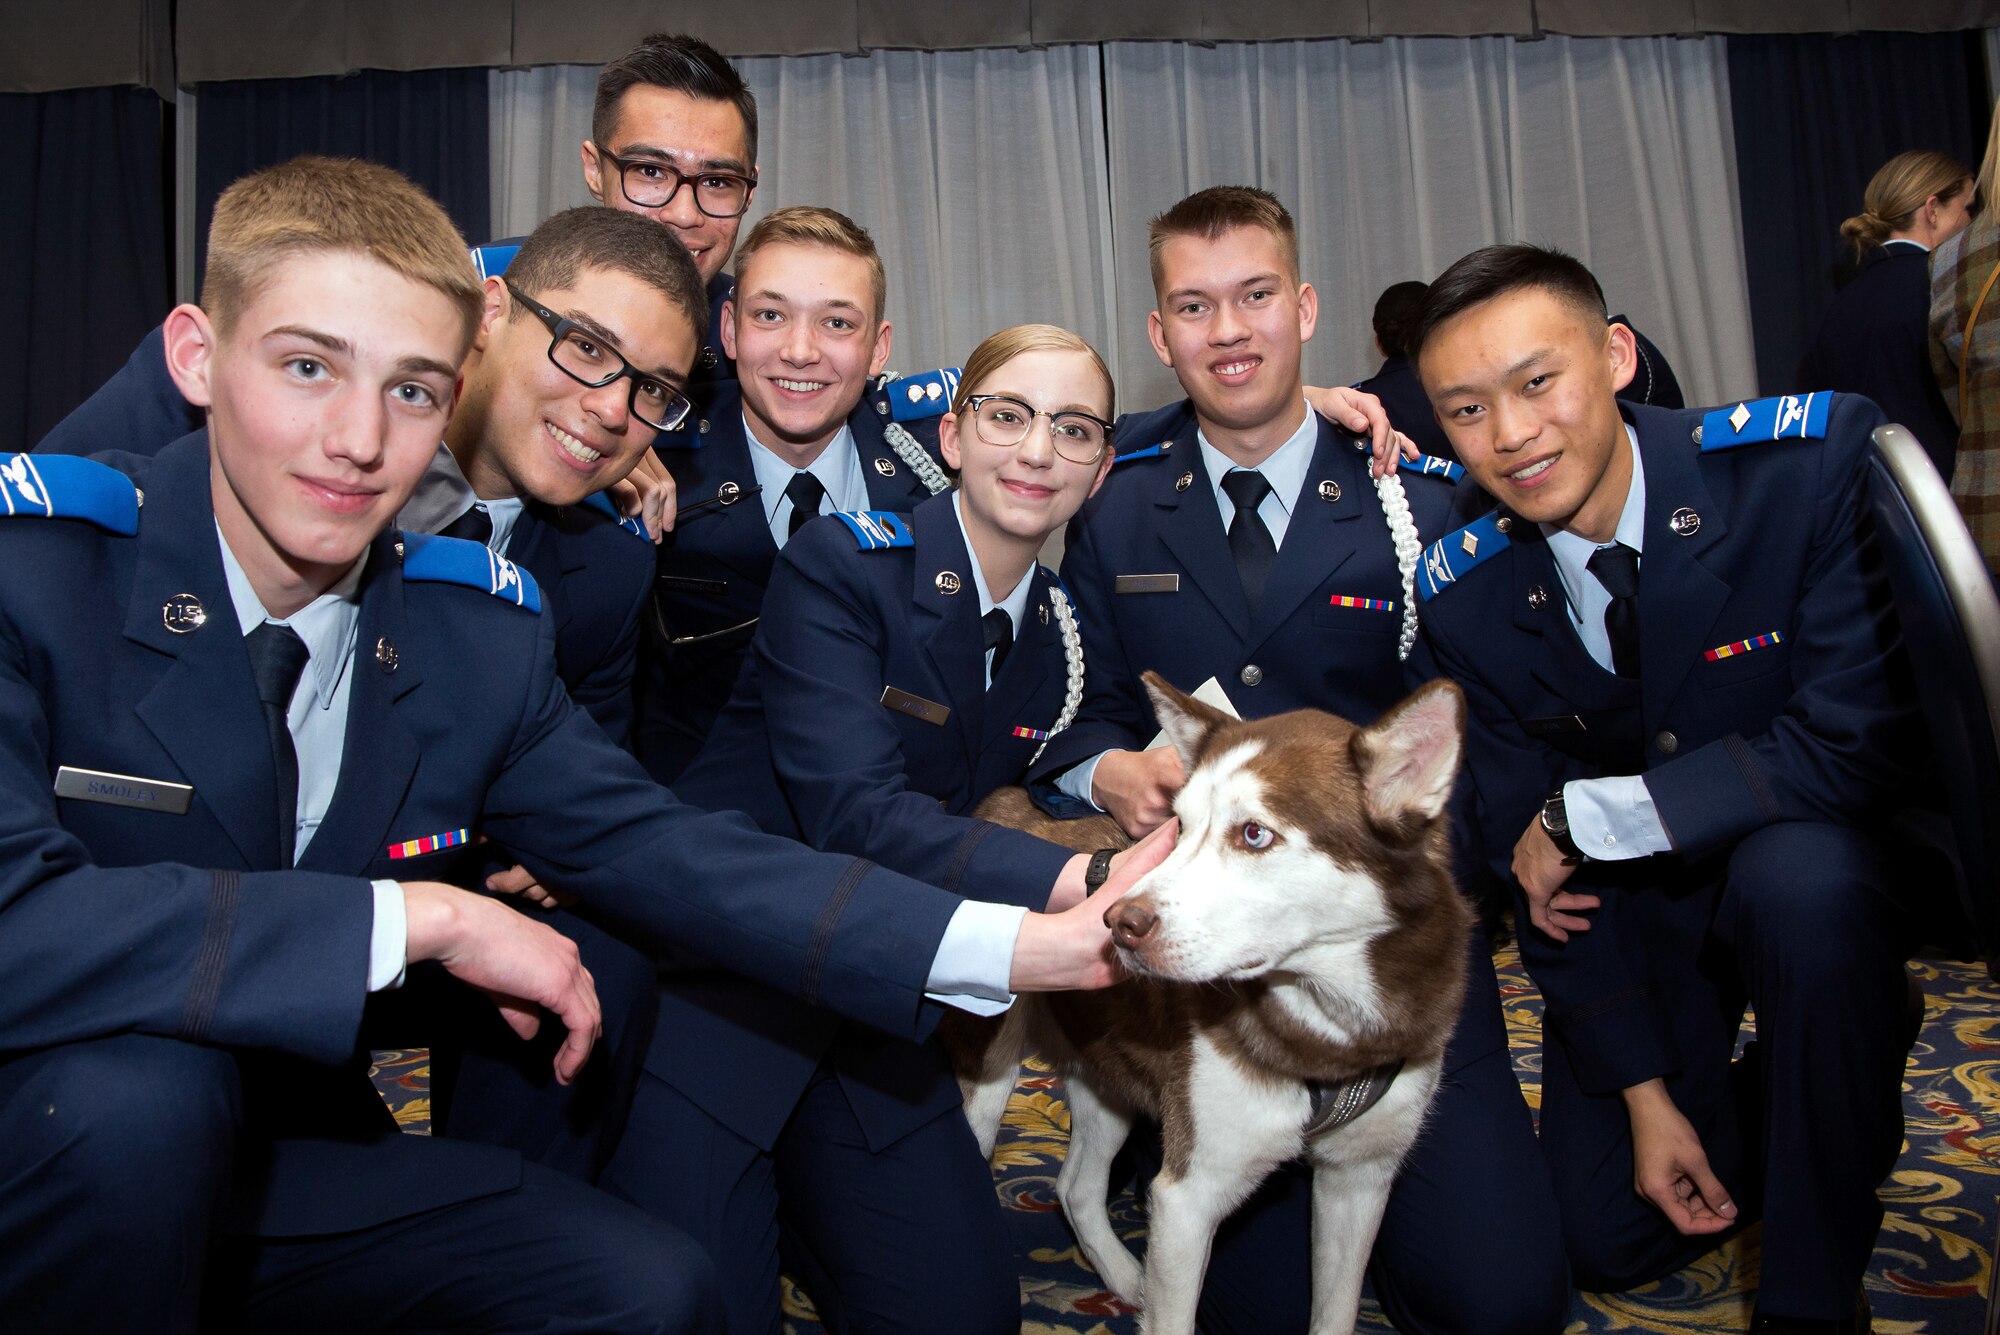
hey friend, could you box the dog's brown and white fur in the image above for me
[950,673,1471,1335]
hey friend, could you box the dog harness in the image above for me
[1303,1059,1405,1138]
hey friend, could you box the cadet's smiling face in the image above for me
[582,86,756,285]
[1148,225,1317,441]
[941,347,1114,553]
[1419,285,1636,541]
[723,240,891,462]
[463,267,697,507]
[165,249,465,616]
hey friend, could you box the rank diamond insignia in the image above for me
[1729,402,1752,433]
[1460,532,1479,557]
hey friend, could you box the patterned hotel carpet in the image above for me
[373,939,2000,1334]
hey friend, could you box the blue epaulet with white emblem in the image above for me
[0,453,140,535]
[1699,393,1832,451]
[832,510,915,550]
[1348,438,1463,483]
[883,367,962,423]
[401,532,541,613]
[1416,511,1511,602]
[1114,439,1176,465]
[469,243,519,280]
[581,490,650,540]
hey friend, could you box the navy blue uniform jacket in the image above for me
[637,381,948,780]
[31,333,653,749]
[0,436,973,1236]
[1413,394,1913,1093]
[664,493,1075,1150]
[1797,241,1959,480]
[1027,400,1457,790]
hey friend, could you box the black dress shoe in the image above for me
[1750,1286,1871,1333]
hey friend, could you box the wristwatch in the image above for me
[1539,790,1586,865]
[1086,847,1119,891]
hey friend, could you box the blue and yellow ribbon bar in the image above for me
[1704,631,1783,662]
[1329,595,1394,611]
[386,828,470,860]
[1012,725,1052,741]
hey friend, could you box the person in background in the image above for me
[1931,102,2000,570]
[1353,280,1456,460]
[1800,149,1974,482]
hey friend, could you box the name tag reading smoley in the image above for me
[880,686,951,727]
[54,766,194,815]
[1115,574,1179,594]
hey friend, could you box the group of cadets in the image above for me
[0,28,1919,1335]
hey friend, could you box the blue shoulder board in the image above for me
[884,368,962,423]
[1700,393,1831,451]
[1412,453,1464,483]
[832,510,915,550]
[469,243,519,280]
[401,532,542,613]
[1114,440,1175,465]
[1417,511,1511,602]
[0,453,139,535]
[1347,438,1463,482]
[581,491,650,540]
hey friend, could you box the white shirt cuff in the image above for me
[1054,751,1109,811]
[367,880,409,992]
[1563,776,1673,862]
[925,899,1028,1016]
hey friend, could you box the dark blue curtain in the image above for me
[1727,32,1986,397]
[194,68,492,291]
[0,87,171,450]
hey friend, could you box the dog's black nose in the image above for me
[1109,901,1158,947]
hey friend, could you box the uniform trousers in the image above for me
[1539,821,1910,1322]
[1126,929,1570,1335]
[0,1031,719,1335]
[605,1062,1018,1335]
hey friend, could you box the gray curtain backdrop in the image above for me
[493,35,1755,407]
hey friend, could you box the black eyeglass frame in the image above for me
[962,393,1115,465]
[503,280,693,432]
[596,148,756,219]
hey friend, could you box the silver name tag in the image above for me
[54,766,194,815]
[880,686,951,727]
[1115,573,1180,594]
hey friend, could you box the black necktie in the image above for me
[785,472,827,539]
[1220,469,1277,615]
[245,622,311,866]
[1586,542,1642,677]
[440,503,492,545]
[982,608,1014,683]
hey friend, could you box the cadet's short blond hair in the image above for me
[201,156,482,353]
[950,323,1115,423]
[1148,186,1300,293]
[733,205,887,325]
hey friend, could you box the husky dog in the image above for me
[949,672,1471,1335]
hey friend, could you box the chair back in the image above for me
[1867,423,2000,960]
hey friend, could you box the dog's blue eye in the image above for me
[1240,822,1274,850]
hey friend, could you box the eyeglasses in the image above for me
[597,149,754,219]
[963,394,1113,465]
[504,280,693,432]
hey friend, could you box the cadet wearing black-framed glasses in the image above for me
[961,393,1114,465]
[504,280,694,432]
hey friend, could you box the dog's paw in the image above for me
[1084,1250,1145,1309]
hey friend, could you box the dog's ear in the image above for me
[1352,680,1465,828]
[1143,671,1233,773]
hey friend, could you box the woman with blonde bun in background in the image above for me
[1798,148,1974,482]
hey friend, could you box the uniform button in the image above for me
[1239,664,1263,687]
[1602,833,1617,848]
[1654,730,1678,754]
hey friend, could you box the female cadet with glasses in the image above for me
[600,324,1152,1335]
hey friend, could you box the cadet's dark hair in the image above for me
[505,207,708,351]
[593,32,758,167]
[1371,280,1429,361]
[1148,186,1299,291]
[1413,244,1607,364]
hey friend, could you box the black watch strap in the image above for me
[1086,847,1118,891]
[1540,791,1585,865]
